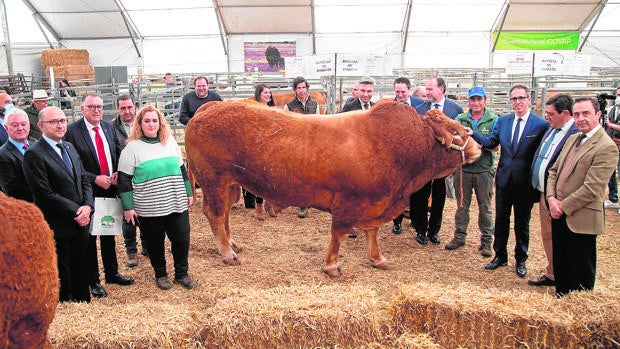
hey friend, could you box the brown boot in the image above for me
[255,203,266,220]
[479,242,493,257]
[127,253,138,268]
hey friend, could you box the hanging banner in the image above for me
[534,53,591,77]
[494,32,580,51]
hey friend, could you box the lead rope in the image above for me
[449,137,470,209]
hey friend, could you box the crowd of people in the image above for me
[0,75,618,301]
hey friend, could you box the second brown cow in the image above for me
[185,100,480,276]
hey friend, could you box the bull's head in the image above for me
[423,109,481,165]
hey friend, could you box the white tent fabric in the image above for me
[1,0,618,76]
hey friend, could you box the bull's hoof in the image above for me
[222,254,241,266]
[371,259,389,270]
[230,241,242,253]
[323,265,342,277]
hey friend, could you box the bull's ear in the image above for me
[424,110,454,149]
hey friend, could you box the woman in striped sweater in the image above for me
[117,105,195,291]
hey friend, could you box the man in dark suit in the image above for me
[528,94,579,287]
[0,109,33,201]
[23,106,93,303]
[547,97,618,297]
[406,77,464,245]
[468,85,549,278]
[394,77,424,108]
[64,93,134,299]
[340,77,375,112]
[0,90,14,145]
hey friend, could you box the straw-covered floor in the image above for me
[49,190,620,348]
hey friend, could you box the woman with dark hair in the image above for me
[117,105,195,290]
[243,84,277,219]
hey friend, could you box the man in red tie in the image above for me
[65,94,134,298]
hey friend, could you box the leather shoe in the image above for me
[485,257,507,270]
[416,232,429,245]
[392,223,402,235]
[105,273,135,286]
[428,234,440,244]
[516,261,527,278]
[90,282,107,298]
[528,275,555,286]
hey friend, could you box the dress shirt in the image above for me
[42,134,65,160]
[511,111,531,145]
[8,138,29,155]
[84,119,113,176]
[432,97,445,111]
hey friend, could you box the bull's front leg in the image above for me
[323,228,350,277]
[366,227,388,269]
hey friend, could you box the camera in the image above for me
[597,93,616,127]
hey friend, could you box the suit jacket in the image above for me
[64,118,120,198]
[531,122,579,196]
[0,123,7,144]
[393,96,425,108]
[0,141,33,202]
[415,98,463,119]
[340,99,374,112]
[547,128,619,235]
[473,112,549,189]
[23,139,94,239]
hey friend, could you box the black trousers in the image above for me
[493,185,533,262]
[551,215,597,295]
[88,234,119,284]
[139,211,191,280]
[56,228,91,303]
[408,177,446,235]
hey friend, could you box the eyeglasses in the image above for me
[85,105,104,111]
[41,119,67,126]
[509,96,529,102]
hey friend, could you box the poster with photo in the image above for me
[244,41,296,72]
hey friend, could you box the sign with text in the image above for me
[337,55,391,76]
[534,53,590,77]
[285,54,390,78]
[494,32,580,51]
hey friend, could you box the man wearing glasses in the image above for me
[65,94,134,299]
[23,106,93,302]
[466,85,549,278]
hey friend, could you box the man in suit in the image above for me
[340,77,375,112]
[528,94,579,287]
[64,93,134,299]
[23,106,93,303]
[394,77,424,108]
[391,77,426,234]
[468,84,549,278]
[407,77,464,245]
[0,109,33,201]
[345,82,360,105]
[547,97,618,297]
[0,90,14,145]
[112,94,146,266]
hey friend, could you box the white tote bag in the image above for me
[91,197,123,235]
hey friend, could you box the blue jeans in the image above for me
[122,217,144,254]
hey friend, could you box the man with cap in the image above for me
[23,89,51,141]
[445,86,498,256]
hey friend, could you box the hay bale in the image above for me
[44,65,95,85]
[41,49,89,67]
[390,283,620,349]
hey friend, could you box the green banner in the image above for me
[493,32,580,51]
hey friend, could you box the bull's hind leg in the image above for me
[202,182,240,265]
[225,184,242,253]
[365,227,388,269]
[323,228,352,277]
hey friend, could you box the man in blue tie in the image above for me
[467,85,549,278]
[528,94,578,287]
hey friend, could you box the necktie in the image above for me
[575,133,587,148]
[512,118,522,153]
[23,143,28,151]
[531,129,560,189]
[93,126,110,176]
[434,103,440,109]
[363,103,369,110]
[56,143,73,172]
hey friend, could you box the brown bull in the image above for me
[185,100,480,276]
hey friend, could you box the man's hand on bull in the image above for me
[463,127,474,136]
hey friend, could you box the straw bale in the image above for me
[390,283,620,349]
[41,49,89,67]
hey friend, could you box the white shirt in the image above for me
[511,110,531,145]
[534,118,574,191]
[84,119,113,175]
